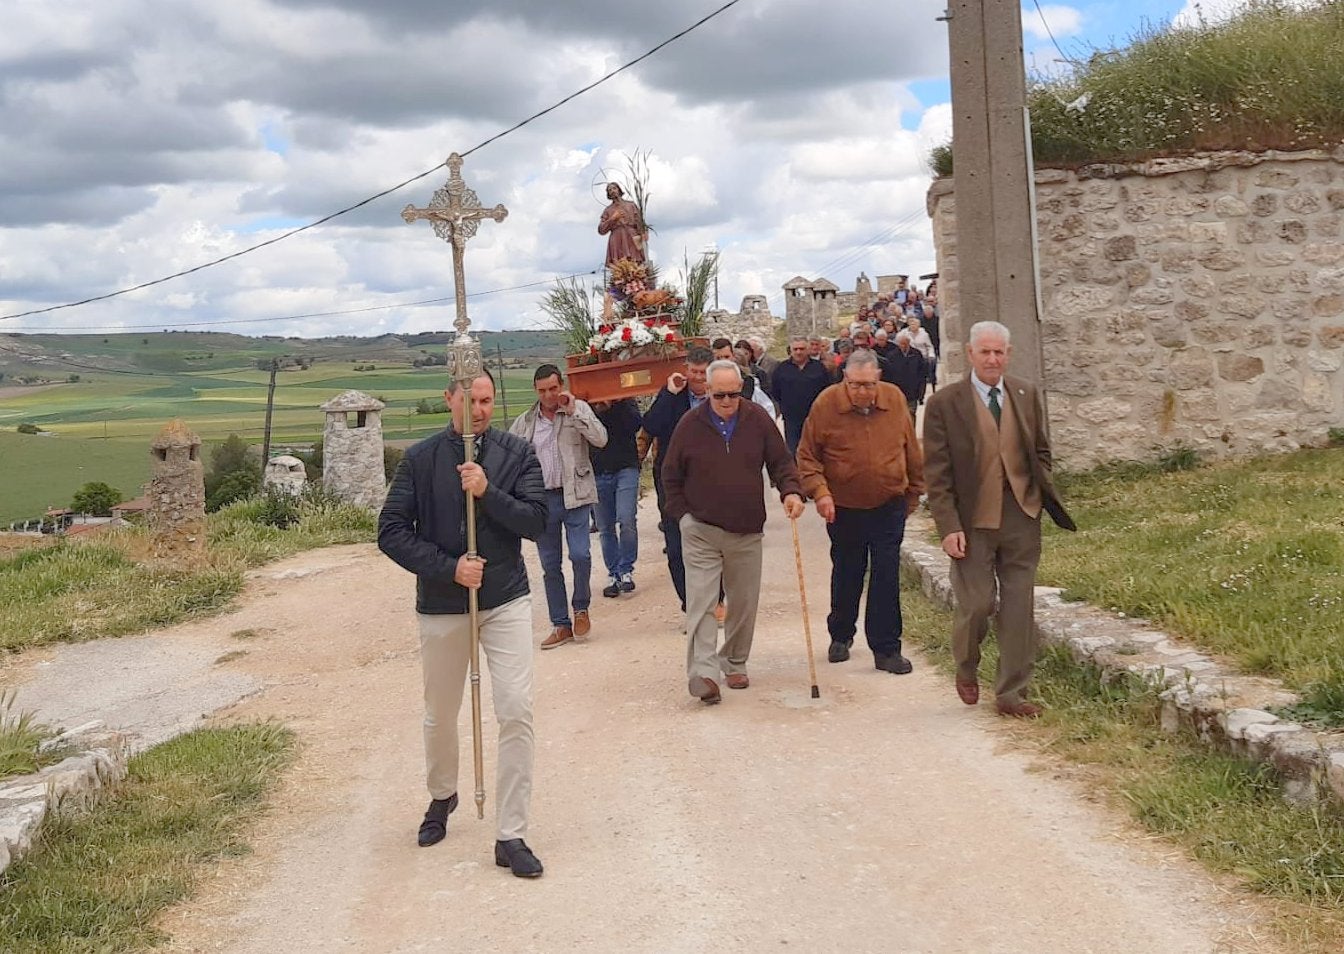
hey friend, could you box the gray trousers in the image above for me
[681,514,764,690]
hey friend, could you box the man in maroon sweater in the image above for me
[662,360,805,704]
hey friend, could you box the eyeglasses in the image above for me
[710,391,742,401]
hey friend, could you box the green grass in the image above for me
[899,575,1344,950]
[0,499,376,653]
[1038,448,1344,707]
[0,690,62,782]
[933,0,1344,171]
[0,364,544,525]
[0,723,295,953]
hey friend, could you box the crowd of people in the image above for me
[376,287,1075,878]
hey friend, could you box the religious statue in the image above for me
[598,182,646,267]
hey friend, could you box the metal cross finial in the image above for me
[402,152,508,381]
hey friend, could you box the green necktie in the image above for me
[988,386,1001,426]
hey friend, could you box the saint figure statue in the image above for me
[598,182,646,267]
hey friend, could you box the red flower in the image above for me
[644,318,655,328]
[589,345,598,354]
[621,326,633,341]
[599,324,612,335]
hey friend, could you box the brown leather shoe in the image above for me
[725,673,750,690]
[573,610,591,637]
[996,699,1043,719]
[955,680,980,706]
[540,626,573,650]
[689,675,721,704]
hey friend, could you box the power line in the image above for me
[3,271,599,333]
[0,0,747,323]
[1030,0,1070,64]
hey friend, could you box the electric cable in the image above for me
[0,0,747,322]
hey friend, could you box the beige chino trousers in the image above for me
[417,595,533,841]
[681,514,764,690]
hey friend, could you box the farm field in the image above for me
[0,361,550,525]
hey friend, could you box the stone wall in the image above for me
[701,295,780,347]
[928,149,1344,468]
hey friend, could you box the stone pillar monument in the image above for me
[320,390,387,509]
[263,455,307,497]
[147,419,206,562]
[856,272,873,311]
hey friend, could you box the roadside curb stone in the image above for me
[0,721,129,875]
[901,511,1344,808]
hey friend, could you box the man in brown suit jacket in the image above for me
[922,320,1075,717]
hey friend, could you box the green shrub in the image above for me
[1156,442,1201,473]
[383,445,405,481]
[1328,427,1344,447]
[71,481,122,516]
[16,423,39,435]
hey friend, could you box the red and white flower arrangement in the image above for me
[588,316,679,357]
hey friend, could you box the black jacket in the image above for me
[378,426,547,614]
[768,358,831,425]
[592,399,643,474]
[884,347,928,407]
[642,385,694,471]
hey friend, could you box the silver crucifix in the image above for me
[401,152,507,822]
[402,152,508,383]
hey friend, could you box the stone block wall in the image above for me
[928,149,1344,468]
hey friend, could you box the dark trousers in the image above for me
[655,467,687,611]
[784,417,806,456]
[827,500,907,657]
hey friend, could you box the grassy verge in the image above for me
[931,1,1344,172]
[0,723,294,953]
[0,498,376,653]
[0,690,63,782]
[900,573,1344,952]
[1039,447,1344,721]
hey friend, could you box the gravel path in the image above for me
[6,499,1277,954]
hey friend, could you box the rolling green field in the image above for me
[0,359,553,525]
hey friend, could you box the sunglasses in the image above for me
[710,391,742,401]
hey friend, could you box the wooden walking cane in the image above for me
[790,516,821,699]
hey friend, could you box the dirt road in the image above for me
[9,498,1274,953]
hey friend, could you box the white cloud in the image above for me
[1023,4,1084,42]
[0,0,958,338]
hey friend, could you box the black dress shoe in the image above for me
[827,640,851,663]
[602,578,621,598]
[495,838,544,878]
[874,653,913,675]
[417,793,458,847]
[619,573,635,592]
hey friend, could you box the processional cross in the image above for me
[401,153,509,383]
[401,152,507,821]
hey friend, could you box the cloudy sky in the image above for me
[0,0,1253,339]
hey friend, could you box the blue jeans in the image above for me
[595,468,639,578]
[827,500,908,657]
[537,490,592,627]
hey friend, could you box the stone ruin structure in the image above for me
[927,148,1344,468]
[701,295,779,347]
[875,274,908,299]
[147,419,206,562]
[263,455,307,497]
[783,276,840,337]
[856,272,874,312]
[321,390,387,509]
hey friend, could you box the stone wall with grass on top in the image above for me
[928,148,1344,469]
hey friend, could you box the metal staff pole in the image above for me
[462,422,486,820]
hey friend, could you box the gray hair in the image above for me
[874,329,888,341]
[706,358,744,383]
[967,320,1011,348]
[810,335,829,345]
[895,330,912,344]
[844,350,880,374]
[789,335,810,347]
[748,335,767,351]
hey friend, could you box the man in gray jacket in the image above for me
[510,364,608,648]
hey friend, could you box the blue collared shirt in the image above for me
[970,371,1004,411]
[710,407,738,445]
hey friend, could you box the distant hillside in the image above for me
[0,329,566,381]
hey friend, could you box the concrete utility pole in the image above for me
[260,357,280,469]
[945,0,1044,383]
